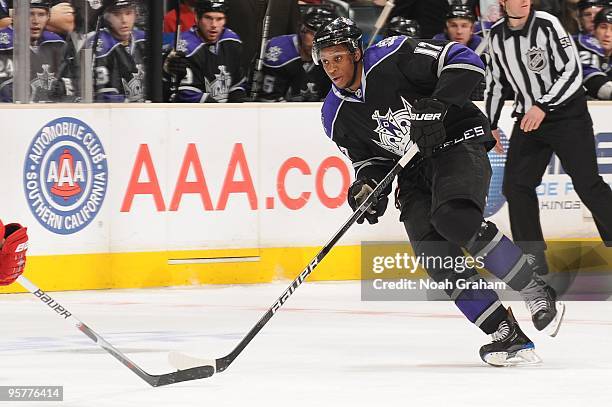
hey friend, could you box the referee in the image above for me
[485,0,612,271]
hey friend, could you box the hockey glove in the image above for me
[410,98,447,157]
[0,221,29,286]
[164,51,189,80]
[347,178,389,225]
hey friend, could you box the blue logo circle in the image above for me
[23,117,108,235]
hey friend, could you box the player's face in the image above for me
[107,7,137,42]
[198,12,226,43]
[300,27,316,57]
[595,22,612,52]
[580,6,603,34]
[500,0,531,19]
[446,18,473,45]
[320,45,361,89]
[30,8,49,41]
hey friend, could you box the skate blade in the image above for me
[543,302,566,337]
[483,348,543,367]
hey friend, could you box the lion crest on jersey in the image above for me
[205,65,232,102]
[371,97,413,156]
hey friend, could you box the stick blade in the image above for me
[168,351,216,373]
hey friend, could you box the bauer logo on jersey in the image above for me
[23,117,108,235]
[526,47,547,73]
[371,97,413,157]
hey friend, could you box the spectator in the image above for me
[0,0,69,103]
[0,0,11,29]
[433,5,482,51]
[163,0,197,33]
[163,0,246,103]
[389,0,450,39]
[90,0,146,102]
[577,0,605,34]
[259,7,334,102]
[225,0,300,77]
[577,7,612,99]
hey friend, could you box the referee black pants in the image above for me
[502,110,612,251]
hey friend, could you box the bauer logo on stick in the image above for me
[23,117,108,235]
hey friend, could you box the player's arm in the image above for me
[534,18,582,111]
[0,220,29,287]
[484,38,512,130]
[579,50,612,100]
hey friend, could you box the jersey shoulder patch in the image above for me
[40,30,65,45]
[219,28,241,44]
[133,29,146,43]
[364,35,408,75]
[264,34,300,68]
[432,33,448,41]
[180,28,205,57]
[577,33,604,57]
[91,29,120,58]
[321,90,343,139]
[0,27,13,50]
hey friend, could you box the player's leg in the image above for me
[502,122,555,272]
[428,143,564,337]
[397,164,538,365]
[549,115,612,246]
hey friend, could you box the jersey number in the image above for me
[414,42,443,59]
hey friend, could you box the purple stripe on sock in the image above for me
[483,235,523,280]
[455,288,500,323]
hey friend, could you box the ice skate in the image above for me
[480,308,542,367]
[520,274,566,337]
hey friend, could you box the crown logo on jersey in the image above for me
[205,65,232,103]
[266,46,283,62]
[526,47,547,73]
[371,97,413,157]
[122,64,145,102]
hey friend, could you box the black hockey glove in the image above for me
[347,178,389,225]
[165,51,189,80]
[410,98,447,157]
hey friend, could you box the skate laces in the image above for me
[492,320,511,342]
[521,276,550,315]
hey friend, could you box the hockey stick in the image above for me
[168,141,420,376]
[16,275,214,387]
[249,0,273,100]
[367,0,395,48]
[170,0,182,100]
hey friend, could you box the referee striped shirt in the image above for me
[485,10,583,129]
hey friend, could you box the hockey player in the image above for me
[258,8,335,102]
[0,220,28,287]
[314,17,565,366]
[0,0,68,103]
[90,0,146,102]
[578,0,606,36]
[384,17,420,39]
[577,7,612,99]
[163,0,246,103]
[433,5,482,52]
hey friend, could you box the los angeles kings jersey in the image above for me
[321,35,493,182]
[0,27,66,103]
[170,27,246,103]
[91,28,147,103]
[260,34,332,102]
[575,33,611,99]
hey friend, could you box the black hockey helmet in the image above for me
[195,0,228,18]
[594,7,612,26]
[30,0,51,10]
[385,16,420,38]
[105,0,136,11]
[302,8,337,33]
[312,17,362,65]
[577,0,606,11]
[446,5,476,21]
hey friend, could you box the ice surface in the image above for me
[1,281,611,407]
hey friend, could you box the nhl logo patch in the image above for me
[23,117,108,235]
[526,47,547,73]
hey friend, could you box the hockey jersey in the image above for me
[260,34,331,102]
[575,33,611,99]
[321,36,494,182]
[90,28,147,103]
[169,27,246,103]
[0,27,67,103]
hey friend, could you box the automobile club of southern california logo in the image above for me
[23,117,108,235]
